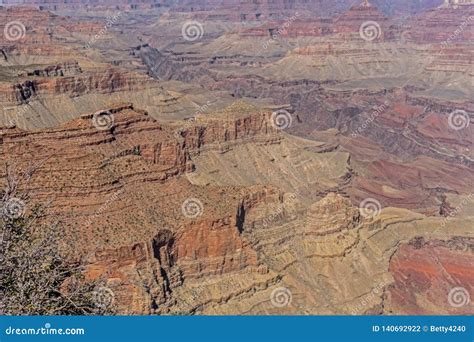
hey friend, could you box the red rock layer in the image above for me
[0,68,155,103]
[387,237,474,315]
[0,7,103,46]
[1,0,165,11]
[2,0,445,16]
[0,103,284,313]
[333,1,388,39]
[404,5,474,44]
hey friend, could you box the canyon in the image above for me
[0,0,472,315]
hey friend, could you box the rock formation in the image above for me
[0,2,472,315]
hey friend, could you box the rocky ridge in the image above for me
[0,1,472,316]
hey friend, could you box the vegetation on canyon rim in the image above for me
[0,0,472,315]
[0,170,113,315]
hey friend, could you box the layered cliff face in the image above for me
[1,0,168,11]
[3,99,470,315]
[333,1,388,39]
[0,7,103,48]
[0,68,155,104]
[1,2,472,316]
[128,0,473,216]
[402,5,474,44]
[0,6,155,128]
[1,0,445,16]
[134,3,472,100]
[0,103,285,314]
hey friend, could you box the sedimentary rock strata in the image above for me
[0,1,472,315]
